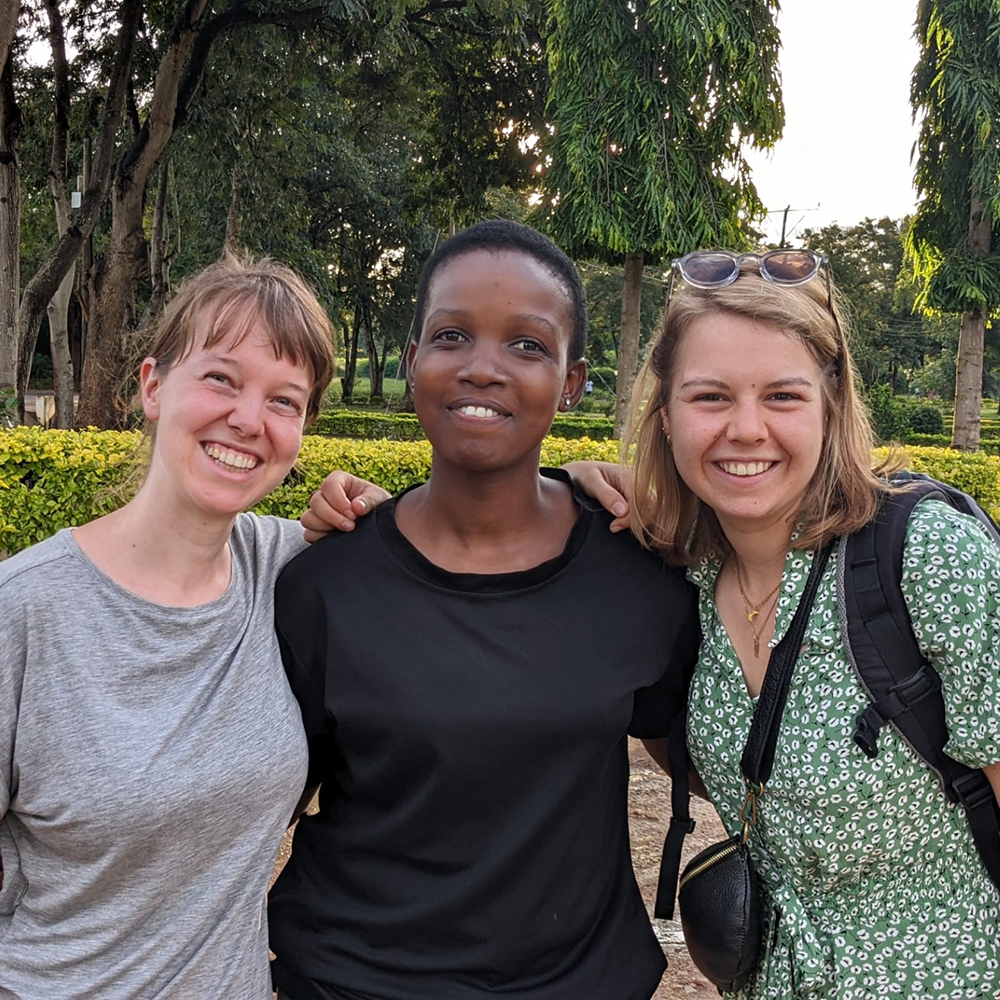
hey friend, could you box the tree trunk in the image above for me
[951,187,993,451]
[48,195,75,428]
[366,306,384,400]
[341,303,362,404]
[0,41,19,426]
[144,157,171,326]
[952,308,986,450]
[76,180,147,429]
[613,251,644,439]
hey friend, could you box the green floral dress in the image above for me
[686,500,1000,999]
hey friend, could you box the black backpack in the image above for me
[655,471,1000,921]
[839,470,1000,893]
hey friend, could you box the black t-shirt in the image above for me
[269,471,700,1000]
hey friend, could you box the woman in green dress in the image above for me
[572,249,1000,998]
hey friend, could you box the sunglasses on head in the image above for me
[669,249,829,291]
[666,248,843,372]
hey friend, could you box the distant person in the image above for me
[268,220,700,1000]
[0,256,384,999]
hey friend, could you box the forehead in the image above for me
[676,312,819,370]
[429,249,571,310]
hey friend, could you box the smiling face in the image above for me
[662,311,826,540]
[408,249,586,476]
[140,310,312,522]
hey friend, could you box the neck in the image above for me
[723,520,794,596]
[412,459,552,539]
[74,483,236,605]
[394,458,576,574]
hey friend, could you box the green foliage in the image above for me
[311,408,617,441]
[907,0,1000,315]
[536,0,783,259]
[901,403,946,436]
[875,445,1000,520]
[0,427,140,552]
[865,384,910,443]
[0,428,619,553]
[802,217,949,391]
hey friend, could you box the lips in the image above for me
[203,443,261,471]
[718,460,774,477]
[449,399,511,419]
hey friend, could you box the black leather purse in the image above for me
[654,545,832,994]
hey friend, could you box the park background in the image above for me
[2,2,1000,996]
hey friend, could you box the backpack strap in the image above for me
[841,481,1000,893]
[653,708,693,920]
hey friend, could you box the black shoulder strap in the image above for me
[842,478,1000,893]
[654,545,831,919]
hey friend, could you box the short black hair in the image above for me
[412,220,588,362]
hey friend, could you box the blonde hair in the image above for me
[145,253,335,425]
[624,262,894,564]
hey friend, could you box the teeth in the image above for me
[720,461,772,477]
[204,444,259,470]
[458,405,501,418]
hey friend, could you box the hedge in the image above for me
[0,428,619,555]
[311,408,616,442]
[4,428,1000,555]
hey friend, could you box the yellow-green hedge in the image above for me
[3,428,999,556]
[0,428,620,555]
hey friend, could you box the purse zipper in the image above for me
[679,840,741,889]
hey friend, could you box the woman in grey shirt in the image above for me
[0,256,348,1000]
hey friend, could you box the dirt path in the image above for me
[272,740,725,998]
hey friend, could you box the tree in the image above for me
[535,0,783,435]
[908,0,1000,450]
[0,0,21,424]
[802,217,946,392]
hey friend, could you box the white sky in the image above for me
[745,0,922,245]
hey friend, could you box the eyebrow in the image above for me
[202,355,309,396]
[679,377,815,391]
[424,308,558,333]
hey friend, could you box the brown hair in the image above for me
[624,262,895,564]
[146,253,335,424]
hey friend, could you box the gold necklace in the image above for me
[733,557,783,658]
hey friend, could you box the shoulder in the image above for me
[276,504,382,592]
[0,531,77,602]
[577,506,694,603]
[231,512,309,578]
[903,497,999,565]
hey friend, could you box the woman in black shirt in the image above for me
[270,221,699,1000]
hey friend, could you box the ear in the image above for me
[559,359,588,411]
[659,405,670,438]
[139,357,163,422]
[405,340,419,390]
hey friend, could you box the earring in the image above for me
[666,433,672,447]
[564,396,571,408]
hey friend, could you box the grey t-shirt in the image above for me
[0,513,309,1000]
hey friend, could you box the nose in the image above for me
[457,341,508,386]
[227,391,266,437]
[726,399,767,443]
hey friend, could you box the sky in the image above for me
[745,0,923,246]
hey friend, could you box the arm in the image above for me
[985,762,1000,808]
[301,472,391,543]
[641,737,710,800]
[561,461,632,532]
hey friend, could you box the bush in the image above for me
[312,408,616,442]
[901,403,945,436]
[865,383,909,443]
[874,445,1000,519]
[0,428,620,555]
